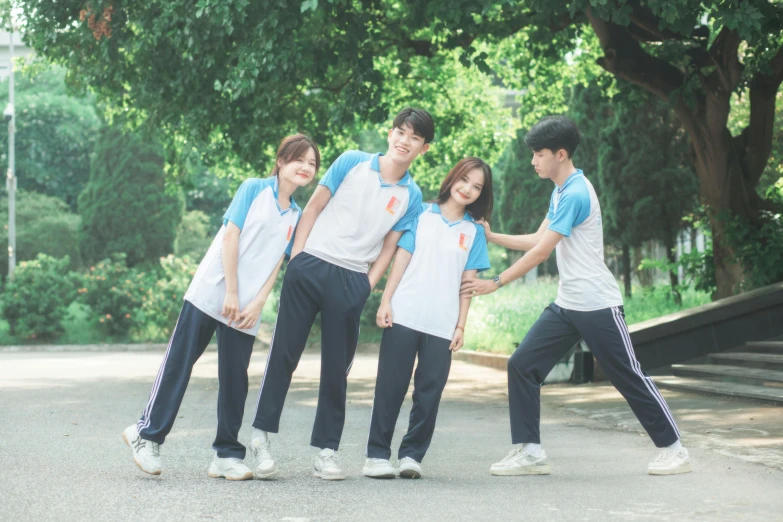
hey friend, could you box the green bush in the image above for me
[77,253,153,337]
[174,210,214,260]
[725,179,783,291]
[0,254,78,340]
[142,255,198,338]
[0,190,82,279]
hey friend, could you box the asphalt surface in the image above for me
[2,348,782,521]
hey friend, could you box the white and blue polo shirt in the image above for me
[184,176,301,336]
[391,203,490,340]
[547,170,623,312]
[304,151,423,273]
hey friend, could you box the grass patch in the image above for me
[462,278,711,354]
[0,282,710,350]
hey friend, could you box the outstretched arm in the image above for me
[460,229,563,297]
[481,218,550,252]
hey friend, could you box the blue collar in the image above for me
[371,153,413,187]
[431,203,472,226]
[272,176,300,215]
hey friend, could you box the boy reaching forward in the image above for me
[461,116,691,477]
[250,108,433,480]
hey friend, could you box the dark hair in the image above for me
[437,157,494,222]
[392,107,435,144]
[270,134,321,176]
[524,116,581,158]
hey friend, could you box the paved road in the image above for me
[2,348,782,521]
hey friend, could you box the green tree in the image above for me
[78,127,184,267]
[570,82,699,297]
[16,0,783,296]
[0,189,81,278]
[0,65,101,209]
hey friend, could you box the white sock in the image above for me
[522,443,543,457]
[251,428,269,443]
[666,439,683,452]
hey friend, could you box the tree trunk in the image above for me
[687,111,768,298]
[664,236,681,305]
[587,13,782,300]
[622,244,632,298]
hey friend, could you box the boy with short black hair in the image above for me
[461,116,691,477]
[250,108,434,481]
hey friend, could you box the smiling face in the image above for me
[449,167,485,206]
[386,123,429,165]
[277,146,317,187]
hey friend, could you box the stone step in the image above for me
[672,364,783,387]
[654,375,783,404]
[742,341,783,355]
[709,352,783,370]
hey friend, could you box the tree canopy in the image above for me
[12,0,783,295]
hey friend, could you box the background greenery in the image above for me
[0,1,782,349]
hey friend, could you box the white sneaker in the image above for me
[363,458,396,479]
[313,448,345,480]
[250,438,279,479]
[123,424,161,475]
[398,457,422,479]
[648,447,692,475]
[208,456,254,481]
[490,448,550,476]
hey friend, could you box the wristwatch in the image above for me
[493,275,504,288]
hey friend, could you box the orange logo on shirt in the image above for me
[385,196,401,215]
[458,233,469,251]
[286,226,293,241]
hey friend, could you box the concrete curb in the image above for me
[452,349,509,371]
[0,339,269,353]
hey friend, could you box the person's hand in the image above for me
[376,301,393,328]
[450,327,464,352]
[476,219,492,240]
[235,299,264,330]
[460,278,498,297]
[222,291,240,327]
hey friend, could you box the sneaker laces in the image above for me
[133,435,160,458]
[319,449,340,470]
[252,440,273,462]
[500,448,526,462]
[227,457,245,468]
[653,449,677,462]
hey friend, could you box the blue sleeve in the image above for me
[392,185,424,232]
[465,225,491,272]
[397,226,417,254]
[223,178,269,230]
[547,191,590,237]
[319,150,371,194]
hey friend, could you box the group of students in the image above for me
[122,108,693,482]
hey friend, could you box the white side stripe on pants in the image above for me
[255,298,282,412]
[611,307,680,438]
[138,309,183,432]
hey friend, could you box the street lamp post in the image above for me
[5,26,15,278]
